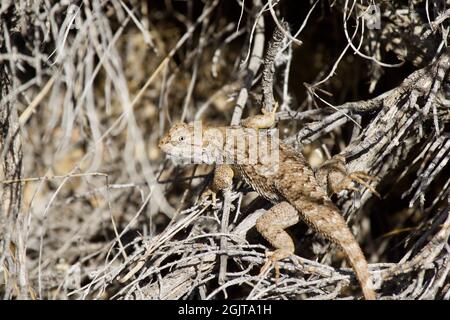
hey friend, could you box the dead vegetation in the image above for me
[0,0,449,300]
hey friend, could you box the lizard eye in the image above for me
[178,136,185,141]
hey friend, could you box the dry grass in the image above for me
[0,0,449,300]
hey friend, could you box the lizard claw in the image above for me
[317,155,380,198]
[259,255,280,281]
[241,102,278,129]
[200,188,217,207]
[261,101,278,116]
[331,172,380,198]
[259,249,291,281]
[200,189,236,211]
[347,171,381,198]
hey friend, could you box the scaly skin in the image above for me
[159,109,376,300]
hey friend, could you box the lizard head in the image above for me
[159,122,226,164]
[159,122,195,160]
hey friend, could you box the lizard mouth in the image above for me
[165,150,182,158]
[161,146,190,160]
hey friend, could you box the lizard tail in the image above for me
[341,239,376,300]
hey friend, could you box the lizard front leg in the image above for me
[201,101,274,203]
[201,164,234,206]
[241,103,278,129]
[256,201,299,277]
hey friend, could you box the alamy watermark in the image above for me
[167,121,281,173]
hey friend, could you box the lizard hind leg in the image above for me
[346,172,380,197]
[256,201,299,278]
[317,155,380,198]
[331,171,380,198]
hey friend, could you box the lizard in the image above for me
[158,105,377,300]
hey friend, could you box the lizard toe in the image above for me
[259,248,292,280]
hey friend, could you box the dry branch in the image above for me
[0,0,448,300]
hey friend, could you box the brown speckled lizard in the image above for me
[159,105,377,300]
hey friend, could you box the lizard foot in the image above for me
[317,155,380,197]
[200,188,236,211]
[200,188,217,208]
[345,171,381,198]
[259,249,291,281]
[241,102,278,129]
